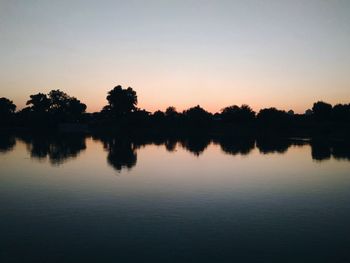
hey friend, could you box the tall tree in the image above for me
[104,85,138,117]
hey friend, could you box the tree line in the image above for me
[1,85,350,137]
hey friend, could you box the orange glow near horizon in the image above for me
[7,77,350,115]
[1,1,349,114]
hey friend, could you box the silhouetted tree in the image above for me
[65,97,87,120]
[26,93,50,113]
[332,103,350,122]
[153,110,165,118]
[48,90,86,120]
[0,97,16,124]
[104,85,137,118]
[312,101,332,121]
[165,106,178,118]
[0,97,16,114]
[48,90,68,114]
[22,90,87,127]
[257,108,291,132]
[221,104,255,123]
[183,105,211,126]
[152,110,165,122]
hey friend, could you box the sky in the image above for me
[0,0,349,113]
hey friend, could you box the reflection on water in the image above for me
[1,134,348,171]
[1,134,350,262]
[311,139,350,161]
[216,136,255,155]
[256,137,296,154]
[17,134,86,165]
[179,135,211,156]
[99,136,137,171]
[0,134,16,153]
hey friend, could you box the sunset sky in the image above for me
[0,0,349,113]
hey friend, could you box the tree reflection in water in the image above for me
[0,134,16,153]
[311,140,350,162]
[99,136,350,172]
[19,134,86,165]
[99,136,137,172]
[4,133,350,172]
[256,137,292,154]
[215,136,255,155]
[179,136,211,156]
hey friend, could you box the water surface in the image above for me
[1,135,350,262]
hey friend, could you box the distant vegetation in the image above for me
[1,85,350,138]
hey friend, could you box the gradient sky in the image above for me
[0,0,349,113]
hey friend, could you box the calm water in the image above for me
[1,134,350,262]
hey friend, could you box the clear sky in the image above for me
[0,0,349,113]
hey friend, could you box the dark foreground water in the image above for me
[1,134,350,262]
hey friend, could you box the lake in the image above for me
[1,134,350,262]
